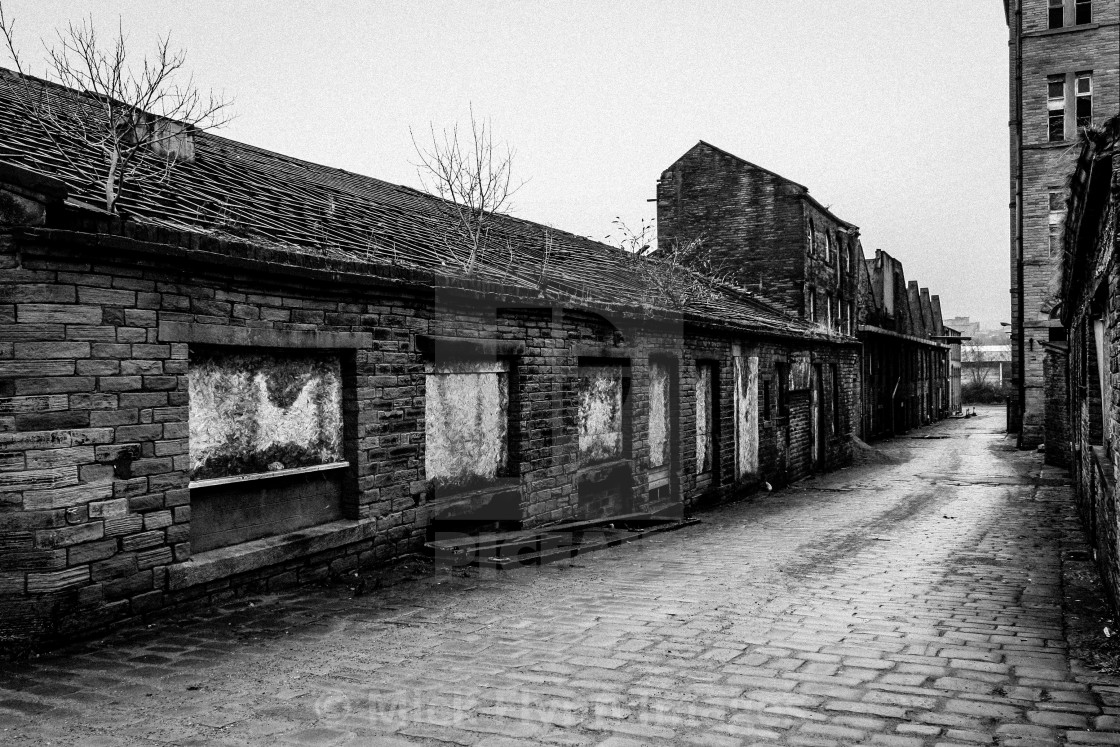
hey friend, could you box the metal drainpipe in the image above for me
[1013,0,1026,446]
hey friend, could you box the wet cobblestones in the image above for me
[2,408,1118,745]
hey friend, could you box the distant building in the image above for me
[946,326,964,413]
[944,316,981,340]
[961,345,1013,388]
[656,141,859,333]
[657,142,952,440]
[857,249,953,436]
[1003,0,1120,446]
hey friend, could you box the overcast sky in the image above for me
[6,1,1011,328]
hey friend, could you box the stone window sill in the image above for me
[189,461,349,490]
[168,518,376,591]
[1023,22,1100,38]
[577,459,632,482]
[429,478,520,506]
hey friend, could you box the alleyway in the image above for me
[2,406,1118,746]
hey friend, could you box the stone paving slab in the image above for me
[1,407,1119,745]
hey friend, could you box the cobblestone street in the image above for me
[2,406,1117,746]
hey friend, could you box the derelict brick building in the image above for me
[1055,115,1120,608]
[1004,0,1120,447]
[657,143,953,441]
[0,70,860,644]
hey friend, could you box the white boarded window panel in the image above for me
[733,355,760,478]
[188,351,343,481]
[696,363,713,475]
[578,364,624,463]
[424,360,509,488]
[649,360,670,469]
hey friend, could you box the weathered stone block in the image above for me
[0,394,68,415]
[15,377,95,395]
[0,465,79,492]
[0,547,67,571]
[91,553,137,581]
[104,514,144,537]
[0,428,114,452]
[77,287,136,306]
[76,360,120,376]
[88,497,128,518]
[137,546,172,570]
[26,566,89,594]
[103,569,152,601]
[17,304,103,324]
[13,342,90,359]
[15,411,90,431]
[68,539,118,565]
[35,521,104,548]
[120,530,164,552]
[22,480,114,511]
[0,359,75,377]
[98,376,143,392]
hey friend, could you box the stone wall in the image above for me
[656,143,811,315]
[0,222,860,644]
[1009,0,1120,446]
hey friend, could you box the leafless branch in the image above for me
[608,217,730,311]
[411,106,524,274]
[0,4,233,214]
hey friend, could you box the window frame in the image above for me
[1076,72,1092,129]
[1048,189,1066,258]
[1048,74,1066,142]
[1049,0,1065,29]
[1075,0,1092,25]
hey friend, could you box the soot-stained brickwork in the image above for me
[656,142,859,332]
[0,219,857,644]
[657,142,952,440]
[0,70,860,645]
[1058,116,1120,611]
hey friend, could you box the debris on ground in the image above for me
[1064,548,1120,675]
[849,435,902,465]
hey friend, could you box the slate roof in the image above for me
[0,68,840,341]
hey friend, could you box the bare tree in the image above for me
[961,340,993,386]
[411,108,523,274]
[609,217,728,310]
[0,5,232,214]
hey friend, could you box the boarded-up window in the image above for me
[189,350,343,481]
[789,354,812,391]
[578,363,624,464]
[733,355,759,478]
[831,363,842,434]
[649,360,671,470]
[696,362,714,474]
[425,360,509,489]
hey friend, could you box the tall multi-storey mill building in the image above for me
[1004,0,1119,446]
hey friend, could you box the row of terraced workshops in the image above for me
[0,71,955,645]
